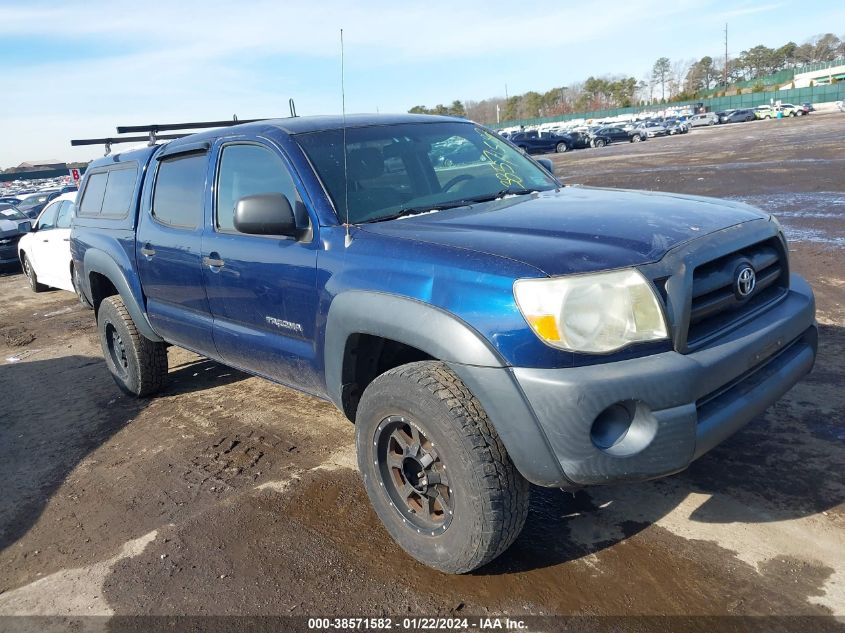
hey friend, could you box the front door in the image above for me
[136,147,216,355]
[29,200,61,283]
[202,140,320,393]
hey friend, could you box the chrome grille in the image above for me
[686,238,788,347]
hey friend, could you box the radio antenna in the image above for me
[341,28,352,248]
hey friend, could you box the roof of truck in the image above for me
[166,113,466,145]
[86,114,469,171]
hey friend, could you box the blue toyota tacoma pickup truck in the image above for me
[71,114,817,573]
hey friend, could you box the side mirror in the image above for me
[537,158,554,176]
[20,221,32,233]
[234,193,296,237]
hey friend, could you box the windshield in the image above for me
[295,121,558,224]
[0,206,27,221]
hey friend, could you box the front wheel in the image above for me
[594,139,606,147]
[356,361,530,574]
[631,134,642,142]
[97,295,168,397]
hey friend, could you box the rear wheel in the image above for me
[555,142,568,153]
[356,361,530,574]
[22,255,46,293]
[97,295,167,397]
[631,134,642,142]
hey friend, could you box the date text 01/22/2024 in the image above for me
[307,617,528,630]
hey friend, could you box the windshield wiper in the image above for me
[364,187,542,224]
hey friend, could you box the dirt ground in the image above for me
[0,113,843,631]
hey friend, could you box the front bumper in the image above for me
[450,274,816,488]
[0,246,19,264]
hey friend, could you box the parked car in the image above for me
[720,109,755,123]
[17,193,77,292]
[72,113,817,575]
[688,113,719,127]
[838,100,845,113]
[591,126,646,145]
[0,204,33,267]
[633,121,668,137]
[0,196,23,205]
[777,103,800,117]
[754,105,776,120]
[663,119,689,135]
[509,131,572,154]
[799,103,815,115]
[15,190,60,219]
[566,131,594,149]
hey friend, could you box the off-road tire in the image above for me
[22,254,46,293]
[97,295,167,397]
[356,361,530,574]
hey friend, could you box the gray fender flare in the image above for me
[324,291,504,408]
[83,249,163,342]
[324,290,568,487]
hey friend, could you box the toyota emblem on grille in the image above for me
[735,265,756,298]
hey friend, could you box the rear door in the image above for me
[50,200,75,291]
[201,139,320,392]
[136,144,216,355]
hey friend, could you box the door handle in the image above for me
[203,255,225,268]
[63,238,70,242]
[42,239,49,242]
[140,244,156,258]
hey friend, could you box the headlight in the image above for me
[514,269,668,353]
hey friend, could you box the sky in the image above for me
[0,0,842,167]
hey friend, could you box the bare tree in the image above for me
[652,57,671,101]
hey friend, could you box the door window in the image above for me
[101,166,137,217]
[56,200,75,228]
[78,172,108,216]
[37,201,60,230]
[215,144,300,232]
[152,153,208,229]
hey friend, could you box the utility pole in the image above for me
[724,23,729,87]
[505,83,509,100]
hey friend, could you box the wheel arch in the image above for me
[83,249,162,342]
[325,291,506,419]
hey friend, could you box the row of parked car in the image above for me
[499,101,824,155]
[501,116,693,154]
[0,184,78,219]
[0,186,78,278]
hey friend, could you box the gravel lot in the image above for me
[0,112,843,631]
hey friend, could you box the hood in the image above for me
[360,187,767,276]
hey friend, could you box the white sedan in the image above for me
[18,192,77,293]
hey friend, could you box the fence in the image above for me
[699,57,845,97]
[493,83,845,129]
[0,168,84,183]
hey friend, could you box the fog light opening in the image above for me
[590,400,658,457]
[590,403,633,450]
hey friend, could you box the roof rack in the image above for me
[70,133,189,156]
[71,100,299,156]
